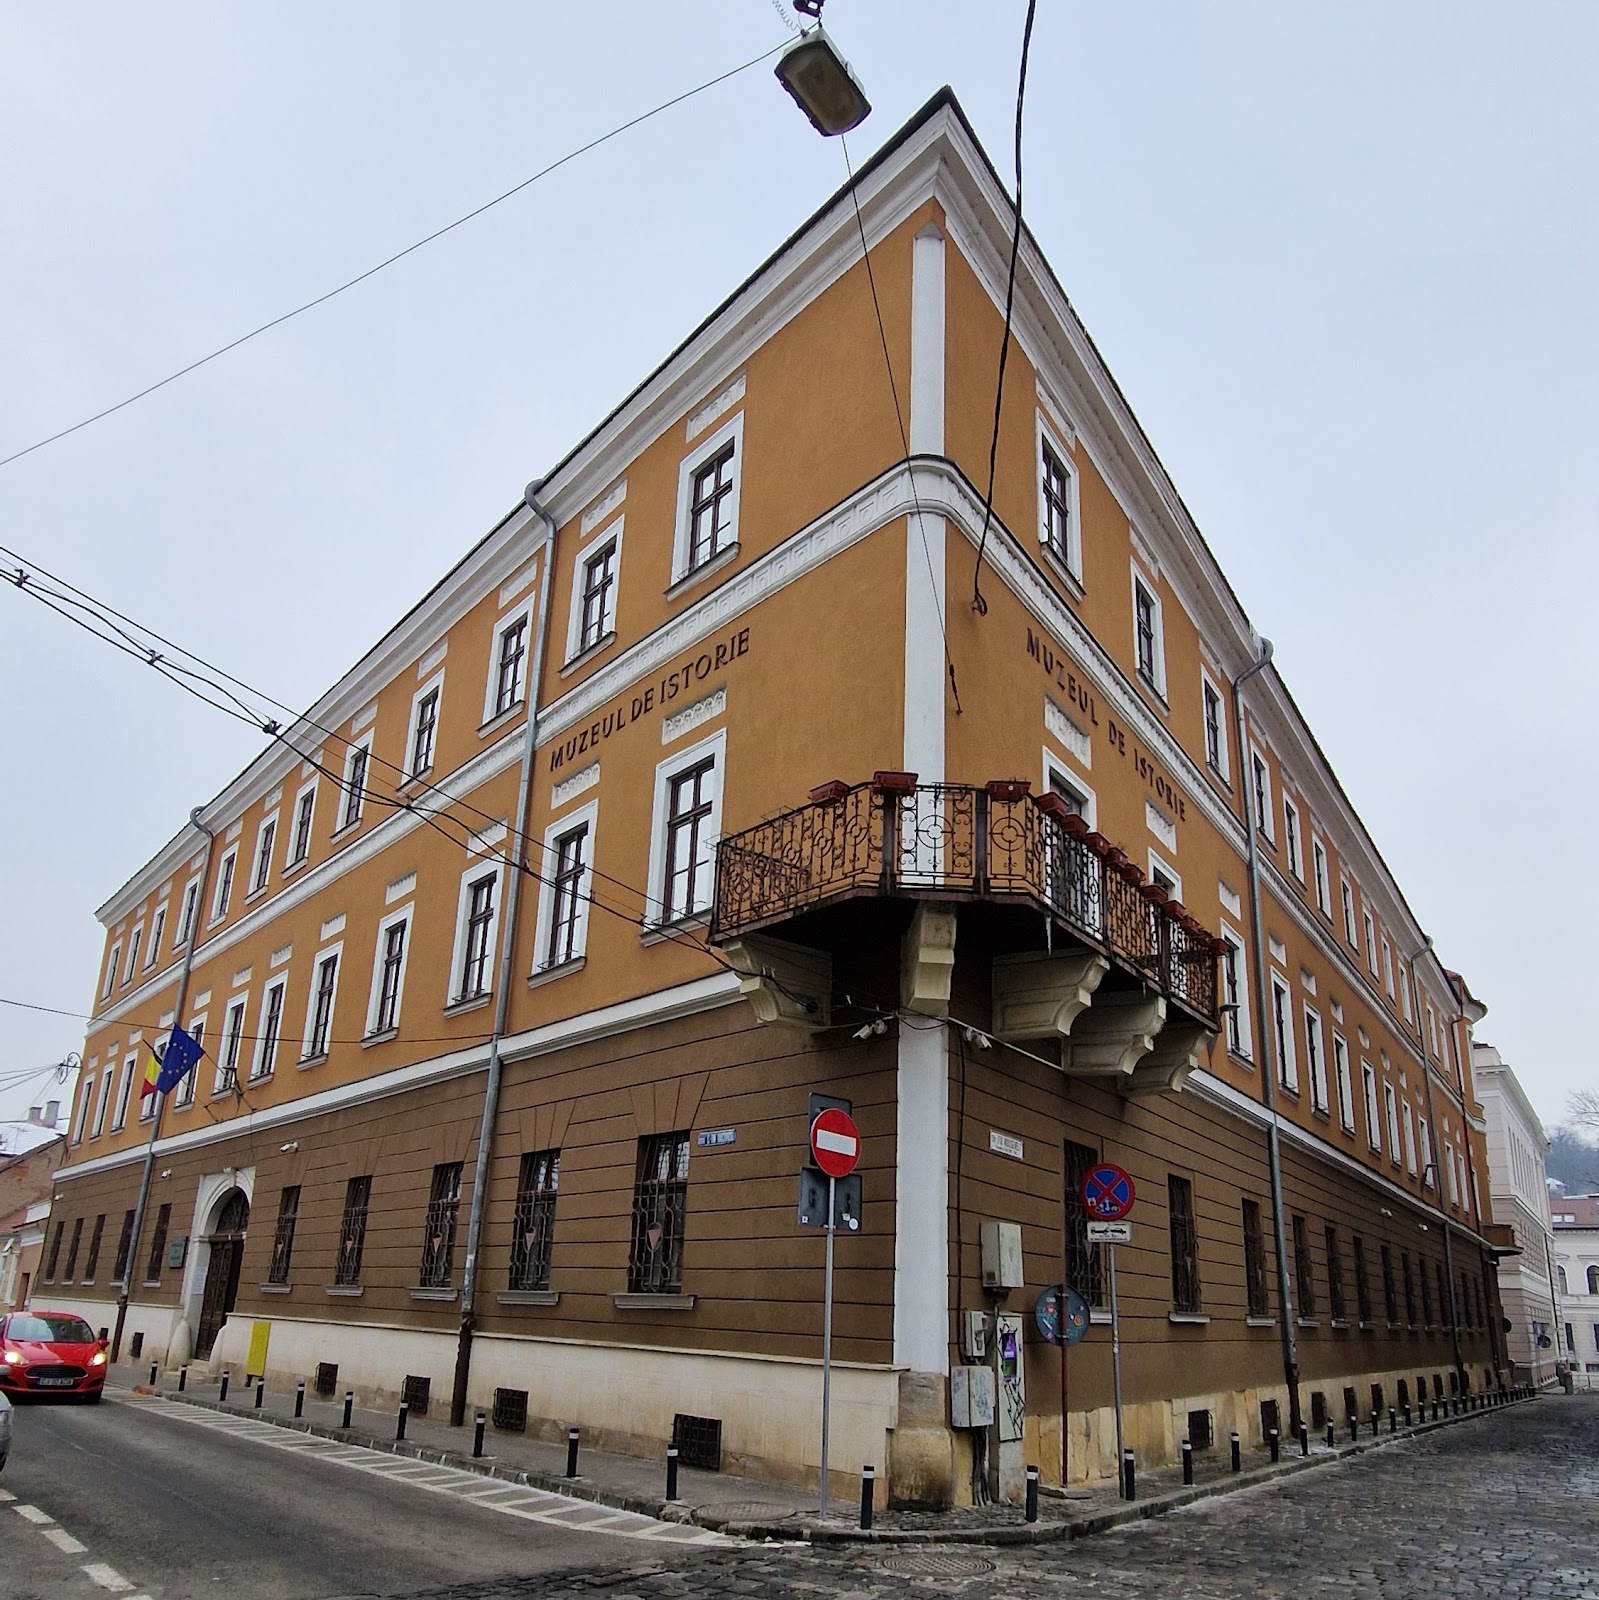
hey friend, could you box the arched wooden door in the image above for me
[195,1189,250,1359]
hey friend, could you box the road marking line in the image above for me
[44,1528,88,1554]
[14,1503,55,1524]
[0,1488,14,1503]
[81,1563,134,1591]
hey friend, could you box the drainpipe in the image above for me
[113,807,217,1362]
[449,482,558,1427]
[1231,635,1301,1438]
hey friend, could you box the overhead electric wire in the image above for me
[970,0,1038,616]
[0,38,787,473]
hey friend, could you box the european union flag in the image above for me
[155,1025,204,1094]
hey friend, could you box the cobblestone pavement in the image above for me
[415,1395,1597,1599]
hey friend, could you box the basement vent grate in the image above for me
[402,1375,431,1417]
[492,1387,529,1432]
[671,1412,723,1471]
[315,1362,339,1398]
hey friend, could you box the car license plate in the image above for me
[35,1377,75,1388]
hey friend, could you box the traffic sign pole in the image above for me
[820,1171,835,1519]
[1109,1245,1125,1496]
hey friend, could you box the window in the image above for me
[1221,927,1251,1060]
[1311,838,1330,915]
[1437,1262,1451,1327]
[1426,1004,1439,1058]
[334,1176,372,1286]
[1250,749,1273,840]
[251,978,286,1081]
[43,1220,64,1282]
[268,1186,300,1284]
[174,1019,202,1107]
[91,1072,113,1139]
[1038,431,1081,576]
[1293,1214,1316,1317]
[176,877,201,946]
[490,612,530,720]
[1242,1198,1269,1318]
[112,1209,135,1285]
[1332,1033,1355,1133]
[648,732,724,926]
[1168,1175,1201,1313]
[1383,1082,1401,1164]
[1202,676,1228,780]
[340,739,371,830]
[407,681,442,780]
[1380,1244,1398,1325]
[1283,797,1303,879]
[1446,1145,1460,1206]
[1558,1264,1568,1294]
[211,847,238,923]
[111,1054,136,1130]
[70,1075,93,1144]
[1064,1141,1106,1307]
[369,911,410,1035]
[539,815,592,971]
[83,1215,105,1283]
[1363,909,1378,975]
[576,535,619,655]
[1148,853,1180,901]
[123,927,142,985]
[1340,878,1357,946]
[101,942,121,999]
[62,1218,83,1282]
[1353,1234,1373,1324]
[672,412,744,583]
[218,998,247,1094]
[1271,975,1297,1092]
[628,1132,690,1294]
[1400,964,1414,1023]
[509,1150,560,1292]
[1326,1227,1346,1322]
[145,906,166,968]
[1381,937,1394,998]
[288,783,316,867]
[454,871,499,1003]
[1304,1005,1328,1114]
[1401,1251,1417,1327]
[1420,1258,1433,1327]
[1589,1266,1599,1296]
[419,1162,463,1289]
[1132,573,1165,696]
[305,951,339,1059]
[1362,1061,1381,1151]
[251,814,278,894]
[1401,1103,1417,1175]
[145,1203,171,1284]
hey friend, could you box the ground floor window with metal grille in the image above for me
[112,1208,134,1285]
[83,1214,105,1282]
[1064,1141,1105,1307]
[1292,1214,1316,1316]
[1326,1225,1346,1321]
[335,1176,371,1286]
[509,1150,559,1291]
[1168,1174,1201,1314]
[62,1218,83,1282]
[1242,1198,1269,1317]
[419,1162,463,1289]
[42,1220,63,1282]
[1402,1251,1417,1326]
[1381,1245,1398,1325]
[1353,1234,1373,1324]
[144,1203,171,1284]
[629,1132,690,1293]
[268,1185,300,1284]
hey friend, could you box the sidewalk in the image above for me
[112,1360,1540,1547]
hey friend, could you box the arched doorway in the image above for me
[195,1189,249,1360]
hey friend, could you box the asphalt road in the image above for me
[0,1391,716,1600]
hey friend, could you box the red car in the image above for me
[0,1312,108,1402]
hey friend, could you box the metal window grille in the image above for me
[1293,1214,1316,1317]
[268,1186,300,1285]
[1459,1270,1472,1329]
[671,1413,723,1471]
[42,1220,64,1281]
[411,689,439,776]
[1242,1199,1269,1318]
[496,618,527,715]
[343,747,368,828]
[688,443,735,568]
[579,541,617,651]
[1420,1258,1433,1326]
[492,1387,529,1432]
[546,827,588,968]
[1064,1141,1105,1307]
[628,1132,689,1294]
[112,1209,134,1283]
[459,877,495,999]
[83,1214,105,1282]
[309,956,337,1057]
[402,1375,431,1417]
[62,1218,83,1282]
[253,984,284,1080]
[292,789,314,862]
[662,760,715,922]
[254,820,275,891]
[376,921,406,1032]
[1325,1226,1346,1322]
[1186,1409,1214,1450]
[419,1162,463,1289]
[1437,1262,1450,1328]
[509,1150,559,1292]
[314,1361,339,1398]
[1041,443,1072,563]
[145,1203,171,1283]
[1402,1251,1417,1327]
[1381,1245,1398,1324]
[1168,1175,1201,1314]
[335,1175,372,1286]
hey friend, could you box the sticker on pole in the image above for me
[1033,1285,1090,1346]
[1080,1163,1135,1221]
[809,1108,861,1179]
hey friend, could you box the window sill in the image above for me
[247,1072,273,1088]
[478,701,526,741]
[639,914,710,947]
[443,993,492,1017]
[259,1282,293,1295]
[497,1290,559,1308]
[666,542,740,601]
[1296,1317,1320,1329]
[141,1280,162,1290]
[325,1284,364,1298]
[559,632,617,679]
[282,855,310,880]
[1310,1107,1330,1122]
[244,885,270,906]
[297,1052,328,1070]
[330,818,364,844]
[1038,541,1086,600]
[1226,1050,1255,1071]
[1168,1312,1209,1326]
[409,1286,458,1303]
[1387,1322,1401,1332]
[1205,759,1231,791]
[1245,1315,1277,1328]
[1330,1318,1350,1330]
[1135,671,1170,711]
[613,1293,695,1311]
[360,1028,398,1049]
[396,768,434,798]
[528,956,586,990]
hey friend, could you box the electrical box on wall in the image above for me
[959,1310,989,1360]
[950,1364,996,1429]
[980,1221,1024,1290]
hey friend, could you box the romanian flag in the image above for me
[139,1043,163,1099]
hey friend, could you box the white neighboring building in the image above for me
[1551,1192,1599,1386]
[1474,1044,1559,1383]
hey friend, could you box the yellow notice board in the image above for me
[246,1321,270,1378]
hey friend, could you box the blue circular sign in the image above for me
[1080,1163,1136,1220]
[1033,1285,1091,1346]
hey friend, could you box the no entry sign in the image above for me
[809,1108,861,1179]
[1080,1162,1136,1221]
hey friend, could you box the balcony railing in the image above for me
[711,775,1223,1026]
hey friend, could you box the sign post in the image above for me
[809,1107,860,1518]
[1081,1163,1136,1497]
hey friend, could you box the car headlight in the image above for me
[2,1351,21,1365]
[89,1351,107,1367]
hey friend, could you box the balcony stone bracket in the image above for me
[1065,991,1166,1080]
[990,950,1111,1042]
[721,934,832,1030]
[901,902,958,1018]
[1120,1018,1213,1097]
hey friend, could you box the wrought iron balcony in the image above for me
[711,774,1223,1027]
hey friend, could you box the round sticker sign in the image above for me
[1080,1162,1136,1221]
[1033,1285,1091,1347]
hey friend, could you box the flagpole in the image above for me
[113,810,215,1364]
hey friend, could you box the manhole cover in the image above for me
[696,1501,799,1522]
[879,1551,997,1578]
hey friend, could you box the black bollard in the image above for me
[1025,1464,1039,1523]
[1349,1414,1359,1443]
[178,1365,188,1393]
[566,1426,580,1478]
[255,1379,264,1410]
[295,1380,305,1419]
[1298,1422,1309,1457]
[860,1465,875,1530]
[1122,1449,1136,1501]
[396,1400,408,1441]
[1402,1403,1411,1427]
[1325,1422,1335,1450]
[1182,1438,1193,1485]
[666,1444,680,1501]
[150,1361,158,1386]
[1268,1427,1280,1463]
[342,1391,354,1429]
[1388,1407,1397,1434]
[473,1412,486,1458]
[219,1370,230,1404]
[1230,1430,1241,1472]
[1371,1411,1379,1437]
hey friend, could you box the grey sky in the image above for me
[2,2,1594,1139]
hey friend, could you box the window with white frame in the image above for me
[672,412,743,582]
[111,1054,136,1131]
[1147,853,1180,901]
[1340,877,1357,945]
[1282,796,1303,879]
[535,801,596,972]
[1383,1080,1401,1164]
[1311,837,1331,916]
[287,782,316,867]
[1363,909,1378,974]
[174,1019,202,1107]
[1426,1004,1438,1058]
[101,942,121,999]
[1131,572,1165,697]
[176,877,201,947]
[303,949,339,1060]
[367,909,411,1036]
[450,866,503,1004]
[1418,1116,1433,1186]
[251,977,287,1081]
[1271,974,1297,1092]
[1381,936,1394,997]
[1333,1032,1354,1132]
[569,529,621,659]
[647,730,724,926]
[340,738,371,831]
[1304,1005,1328,1114]
[1043,754,1096,827]
[1250,749,1273,840]
[1400,963,1414,1022]
[217,997,247,1094]
[123,927,143,986]
[1401,1101,1417,1174]
[251,813,278,895]
[1361,1061,1381,1151]
[485,604,532,723]
[1446,1145,1460,1205]
[1037,425,1081,577]
[1220,926,1251,1060]
[91,1071,113,1138]
[71,1074,93,1144]
[406,677,442,781]
[1202,675,1228,780]
[139,1038,161,1121]
[211,847,238,923]
[146,906,166,968]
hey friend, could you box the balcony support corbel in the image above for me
[901,902,958,1018]
[1065,991,1166,1080]
[721,934,832,1030]
[990,950,1110,1042]
[1119,1018,1213,1097]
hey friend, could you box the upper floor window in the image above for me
[408,682,441,780]
[111,1054,137,1131]
[672,412,744,584]
[70,1074,94,1145]
[1340,877,1357,945]
[1131,573,1165,697]
[1038,430,1081,577]
[305,950,339,1060]
[1363,909,1378,975]
[211,847,238,923]
[649,733,724,926]
[251,979,286,1082]
[1202,676,1228,780]
[251,814,277,895]
[577,535,619,655]
[1381,936,1395,998]
[492,614,529,720]
[1383,1081,1402,1164]
[452,869,500,1004]
[1250,749,1273,841]
[1400,963,1414,1023]
[340,740,371,831]
[218,998,247,1095]
[1220,926,1251,1060]
[1271,974,1297,1093]
[1332,1032,1354,1132]
[1360,1061,1380,1151]
[537,805,595,973]
[122,927,143,986]
[174,1019,202,1107]
[176,878,201,947]
[1304,1005,1328,1114]
[101,942,121,999]
[1282,797,1303,879]
[368,909,410,1036]
[288,783,316,867]
[1311,838,1331,915]
[145,906,166,968]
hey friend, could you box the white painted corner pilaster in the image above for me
[905,224,947,783]
[894,1016,950,1374]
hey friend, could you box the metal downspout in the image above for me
[1231,637,1302,1437]
[449,483,558,1427]
[113,807,216,1362]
